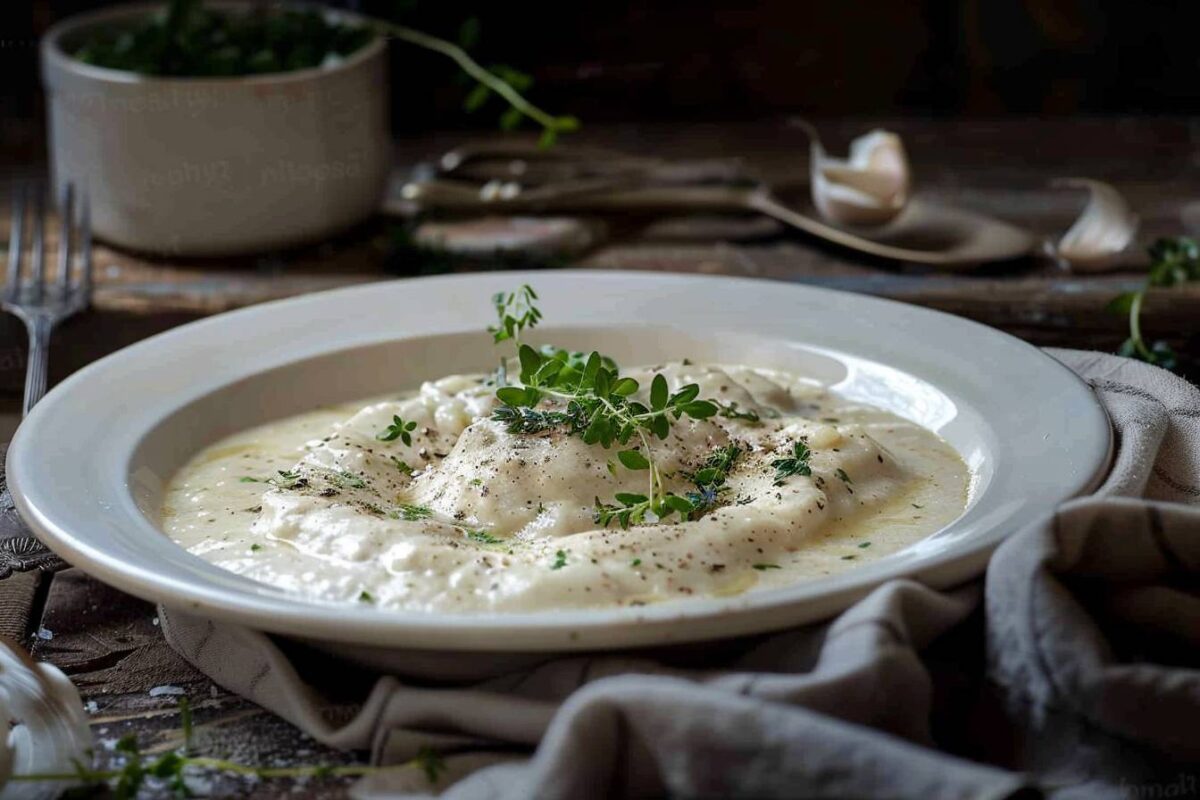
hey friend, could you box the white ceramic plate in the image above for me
[7,271,1109,658]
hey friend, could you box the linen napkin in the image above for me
[160,349,1200,799]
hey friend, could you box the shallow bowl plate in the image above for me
[7,271,1109,658]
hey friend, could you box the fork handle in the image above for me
[21,316,52,418]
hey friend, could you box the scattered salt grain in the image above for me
[84,700,99,713]
[36,627,53,640]
[149,685,186,697]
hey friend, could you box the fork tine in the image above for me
[29,184,45,304]
[5,184,25,303]
[56,182,74,300]
[78,188,93,306]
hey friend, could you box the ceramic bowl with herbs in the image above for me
[41,1,391,256]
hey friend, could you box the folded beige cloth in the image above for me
[161,349,1200,799]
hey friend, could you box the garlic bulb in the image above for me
[1050,178,1139,271]
[0,638,92,798]
[798,122,911,227]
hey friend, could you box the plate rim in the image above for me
[7,270,1111,651]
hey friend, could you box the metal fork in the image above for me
[3,183,92,417]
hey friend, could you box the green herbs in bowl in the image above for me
[71,0,374,76]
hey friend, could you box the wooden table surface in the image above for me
[8,116,1200,797]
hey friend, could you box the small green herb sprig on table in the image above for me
[1108,237,1200,370]
[486,285,730,528]
[10,698,446,798]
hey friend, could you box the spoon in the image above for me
[389,176,1037,269]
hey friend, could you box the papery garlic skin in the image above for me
[1050,178,1139,272]
[803,125,911,227]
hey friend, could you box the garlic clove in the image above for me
[1050,178,1139,271]
[0,639,93,798]
[799,122,911,227]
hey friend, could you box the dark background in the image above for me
[4,0,1200,157]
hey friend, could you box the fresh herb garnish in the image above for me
[269,469,306,489]
[858,541,871,548]
[491,404,587,435]
[1107,236,1200,370]
[680,443,743,519]
[359,590,374,602]
[551,549,568,569]
[486,285,735,528]
[487,288,721,527]
[753,563,781,571]
[392,504,433,521]
[717,401,763,425]
[631,558,642,567]
[489,284,542,345]
[835,468,853,485]
[334,470,367,489]
[390,456,414,475]
[771,440,813,486]
[377,415,418,445]
[540,345,619,373]
[239,476,261,483]
[249,543,262,552]
[467,529,503,545]
[494,345,717,527]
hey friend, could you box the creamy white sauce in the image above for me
[161,363,969,612]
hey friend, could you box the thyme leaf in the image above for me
[377,415,418,445]
[771,440,813,486]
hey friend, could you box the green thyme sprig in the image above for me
[391,503,433,521]
[495,345,718,525]
[489,285,542,346]
[682,443,744,518]
[467,529,504,545]
[491,404,586,435]
[270,469,307,490]
[377,415,418,445]
[717,401,769,425]
[772,440,812,486]
[486,287,720,527]
[374,22,579,148]
[598,442,745,526]
[1107,237,1200,371]
[10,698,445,797]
